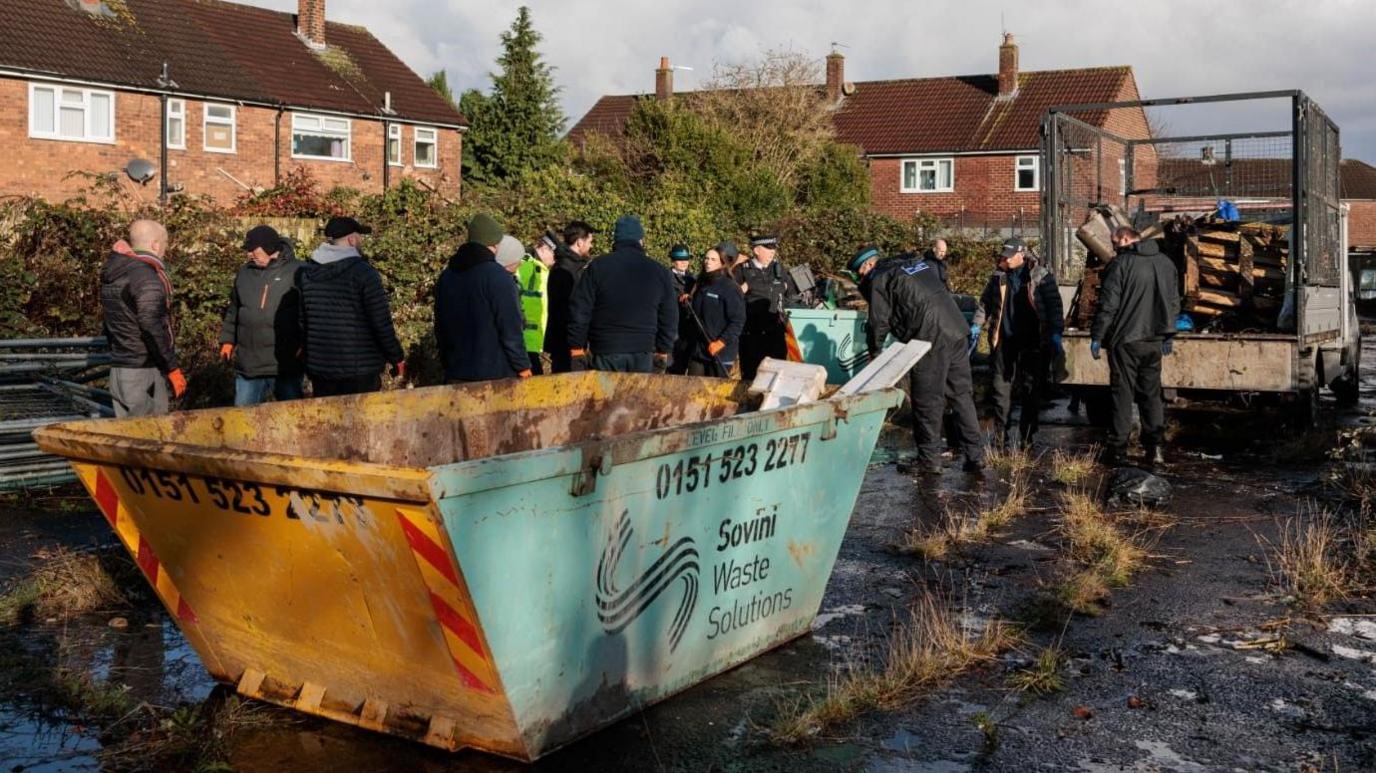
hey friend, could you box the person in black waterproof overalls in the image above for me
[972,237,1064,451]
[737,234,798,380]
[854,246,985,475]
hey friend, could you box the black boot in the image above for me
[1098,446,1125,467]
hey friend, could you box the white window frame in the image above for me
[27,83,116,144]
[413,126,438,169]
[1014,155,1039,192]
[899,157,955,193]
[387,123,403,166]
[165,98,185,150]
[1119,159,1127,196]
[203,103,236,154]
[290,112,352,162]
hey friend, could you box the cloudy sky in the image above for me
[247,0,1376,161]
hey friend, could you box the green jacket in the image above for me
[516,256,549,353]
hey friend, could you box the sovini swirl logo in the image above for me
[595,510,700,652]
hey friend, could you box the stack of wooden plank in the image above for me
[1182,222,1288,321]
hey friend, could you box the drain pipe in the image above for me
[274,107,284,185]
[156,63,176,203]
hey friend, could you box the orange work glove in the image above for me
[518,369,533,379]
[707,340,726,356]
[219,343,234,361]
[570,348,587,358]
[678,293,691,304]
[167,368,187,399]
[390,361,406,379]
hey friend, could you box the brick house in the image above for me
[568,35,1151,236]
[1,0,466,203]
[1341,159,1376,252]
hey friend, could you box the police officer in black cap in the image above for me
[667,244,697,374]
[737,233,798,379]
[854,246,985,474]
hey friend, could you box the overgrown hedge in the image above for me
[0,168,1002,404]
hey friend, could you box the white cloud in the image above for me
[243,0,1376,160]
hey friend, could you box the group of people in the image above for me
[97,212,806,417]
[100,214,1178,470]
[853,227,1178,473]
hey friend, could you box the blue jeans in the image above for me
[235,374,305,406]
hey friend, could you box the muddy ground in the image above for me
[2,369,1375,771]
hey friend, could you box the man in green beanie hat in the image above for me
[434,214,532,383]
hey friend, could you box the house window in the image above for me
[204,103,235,153]
[900,157,954,193]
[1118,159,1127,196]
[28,83,115,143]
[387,124,402,166]
[166,98,185,149]
[292,113,351,161]
[414,127,437,168]
[1015,155,1039,191]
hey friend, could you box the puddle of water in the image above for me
[0,708,101,771]
[881,727,921,753]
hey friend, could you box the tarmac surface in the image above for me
[1,352,1374,771]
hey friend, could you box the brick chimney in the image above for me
[997,33,1019,98]
[826,51,845,103]
[298,0,326,49]
[655,57,673,100]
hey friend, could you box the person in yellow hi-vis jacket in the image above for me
[517,230,559,375]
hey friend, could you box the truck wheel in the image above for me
[1330,345,1361,407]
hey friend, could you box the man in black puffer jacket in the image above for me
[566,215,678,373]
[435,215,532,383]
[219,225,304,406]
[1091,227,1181,466]
[545,220,596,373]
[100,219,185,416]
[298,217,405,397]
[855,246,984,474]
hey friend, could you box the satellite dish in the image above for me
[124,159,156,185]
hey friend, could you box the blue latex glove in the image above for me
[1162,338,1174,356]
[1050,333,1064,356]
[969,324,981,347]
[1090,340,1102,360]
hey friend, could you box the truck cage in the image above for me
[1039,90,1342,289]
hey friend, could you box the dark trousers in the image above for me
[911,336,984,465]
[527,352,545,376]
[549,349,571,374]
[687,358,733,378]
[1107,340,1165,454]
[740,319,786,380]
[310,372,382,398]
[589,352,654,373]
[989,341,1047,445]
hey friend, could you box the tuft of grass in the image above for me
[1008,645,1066,697]
[971,711,999,750]
[0,547,131,625]
[1331,464,1376,513]
[769,594,1021,744]
[1055,568,1111,616]
[1058,492,1147,586]
[980,474,1028,533]
[1050,448,1098,487]
[986,444,1036,479]
[1265,505,1353,608]
[897,480,1029,560]
[99,696,282,771]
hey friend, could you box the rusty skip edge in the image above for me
[428,387,906,500]
[34,427,434,503]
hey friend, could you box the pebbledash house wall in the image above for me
[0,76,461,203]
[866,78,1152,230]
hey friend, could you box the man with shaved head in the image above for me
[101,219,185,416]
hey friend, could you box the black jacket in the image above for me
[297,249,404,379]
[973,257,1064,350]
[218,246,303,378]
[862,254,969,353]
[434,242,529,382]
[566,241,678,355]
[100,247,177,372]
[544,244,589,355]
[689,271,747,363]
[738,258,798,325]
[1091,239,1181,346]
[923,250,951,290]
